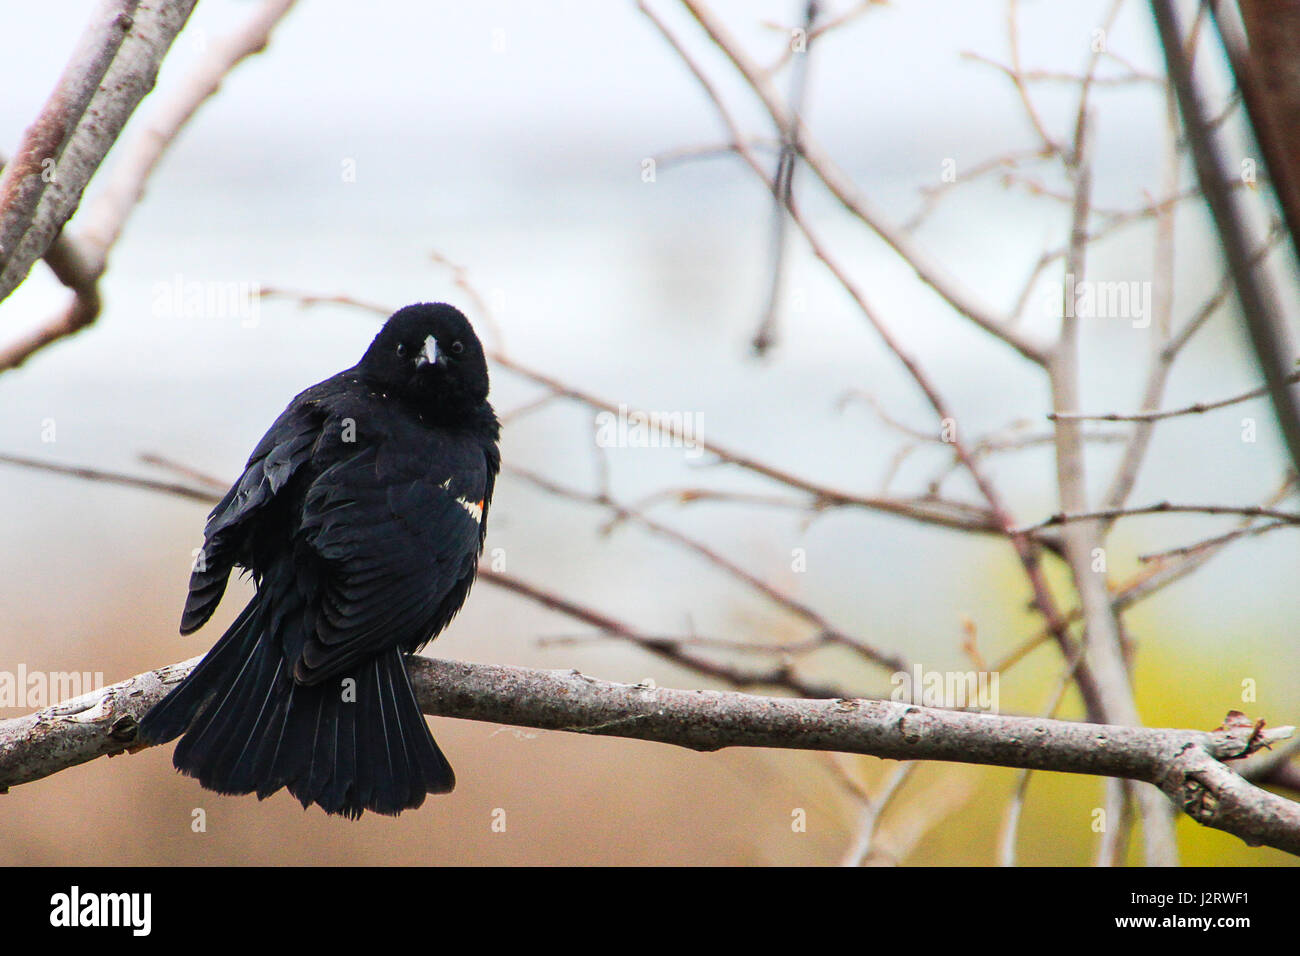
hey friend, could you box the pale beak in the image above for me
[415,334,440,368]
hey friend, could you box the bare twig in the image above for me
[752,0,818,356]
[1018,502,1300,534]
[1006,0,1063,156]
[1048,4,1181,862]
[647,0,1105,721]
[1137,519,1290,563]
[1052,369,1300,424]
[0,449,856,698]
[839,761,916,866]
[1098,73,1180,521]
[505,463,908,672]
[260,286,1005,536]
[672,0,1051,366]
[0,452,219,504]
[762,0,881,76]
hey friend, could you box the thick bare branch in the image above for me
[0,656,1294,854]
[1152,0,1300,478]
[0,0,299,372]
[0,0,197,303]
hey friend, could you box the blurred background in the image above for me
[1,0,1297,865]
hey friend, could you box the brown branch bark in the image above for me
[0,0,197,303]
[0,0,299,373]
[1152,0,1300,478]
[0,655,1295,855]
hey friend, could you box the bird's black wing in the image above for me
[180,398,323,634]
[288,420,490,684]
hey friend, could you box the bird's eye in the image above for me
[450,340,465,355]
[396,342,409,357]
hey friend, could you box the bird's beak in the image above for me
[415,334,440,368]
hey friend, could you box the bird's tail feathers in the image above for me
[140,600,454,817]
[138,600,262,746]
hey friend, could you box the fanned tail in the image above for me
[139,600,454,818]
[286,646,455,818]
[138,601,262,746]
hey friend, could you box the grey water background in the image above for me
[1,0,1296,863]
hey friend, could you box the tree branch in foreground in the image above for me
[0,0,197,302]
[0,655,1295,856]
[0,0,299,371]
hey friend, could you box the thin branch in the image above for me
[752,0,818,356]
[761,0,882,76]
[477,567,850,699]
[1018,501,1300,533]
[1104,471,1297,608]
[839,761,916,867]
[647,0,1103,720]
[1054,10,1180,861]
[0,448,857,697]
[0,452,219,503]
[137,452,230,491]
[904,145,1053,234]
[1137,518,1291,563]
[259,287,1005,537]
[1006,0,1064,156]
[672,0,1051,366]
[1088,218,1287,516]
[1098,39,1178,521]
[961,51,1164,89]
[1052,369,1300,423]
[504,463,908,673]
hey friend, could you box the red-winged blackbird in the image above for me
[140,303,500,818]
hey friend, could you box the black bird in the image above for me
[140,303,499,818]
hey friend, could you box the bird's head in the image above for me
[358,303,490,419]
